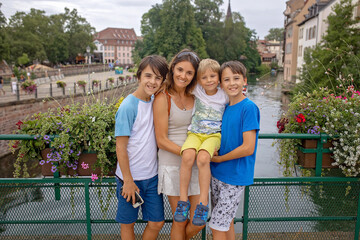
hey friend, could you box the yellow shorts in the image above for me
[181,132,221,158]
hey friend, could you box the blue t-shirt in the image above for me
[210,98,260,186]
[114,94,158,181]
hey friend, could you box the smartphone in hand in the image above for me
[117,176,144,208]
[121,186,144,208]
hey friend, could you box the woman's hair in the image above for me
[197,59,220,81]
[219,61,247,81]
[136,55,168,82]
[164,49,200,95]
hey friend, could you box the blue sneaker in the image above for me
[192,203,209,226]
[174,200,190,222]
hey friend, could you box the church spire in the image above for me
[226,0,232,21]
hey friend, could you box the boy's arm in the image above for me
[116,136,140,204]
[211,130,257,163]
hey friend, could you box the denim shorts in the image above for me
[115,175,164,224]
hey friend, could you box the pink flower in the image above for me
[81,162,89,169]
[91,173,98,182]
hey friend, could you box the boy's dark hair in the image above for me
[136,55,168,82]
[165,48,200,96]
[219,61,247,81]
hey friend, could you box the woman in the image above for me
[153,49,203,240]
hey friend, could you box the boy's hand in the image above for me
[122,180,140,205]
[211,155,222,163]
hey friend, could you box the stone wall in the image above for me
[0,83,137,158]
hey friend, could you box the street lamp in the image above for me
[86,46,91,92]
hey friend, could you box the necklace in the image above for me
[177,93,187,111]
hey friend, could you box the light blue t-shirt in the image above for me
[210,98,260,186]
[114,94,158,181]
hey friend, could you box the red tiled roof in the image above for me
[94,28,137,46]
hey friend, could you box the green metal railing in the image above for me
[1,133,359,239]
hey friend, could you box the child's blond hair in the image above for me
[197,59,220,81]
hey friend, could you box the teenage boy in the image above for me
[115,55,168,240]
[210,61,260,240]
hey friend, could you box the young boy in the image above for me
[174,59,228,226]
[209,61,260,239]
[115,55,168,240]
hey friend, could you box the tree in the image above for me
[299,0,360,93]
[2,7,94,65]
[0,3,10,62]
[264,28,284,41]
[18,53,30,66]
[135,0,207,61]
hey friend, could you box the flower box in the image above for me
[40,148,115,176]
[297,140,336,168]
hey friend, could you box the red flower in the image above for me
[295,113,306,123]
[16,120,24,129]
[277,118,288,133]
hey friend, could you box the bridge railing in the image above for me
[0,134,359,240]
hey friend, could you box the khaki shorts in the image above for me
[181,132,221,158]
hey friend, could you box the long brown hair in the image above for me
[164,49,200,96]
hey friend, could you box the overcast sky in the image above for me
[1,0,286,39]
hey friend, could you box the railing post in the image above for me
[242,186,250,240]
[74,82,76,94]
[201,225,206,240]
[315,134,326,177]
[16,83,20,100]
[85,181,92,240]
[354,191,360,240]
[50,83,53,97]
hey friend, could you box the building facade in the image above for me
[93,28,137,66]
[296,0,359,78]
[283,0,316,82]
[256,40,283,67]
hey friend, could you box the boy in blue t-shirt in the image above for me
[114,55,168,240]
[210,61,260,239]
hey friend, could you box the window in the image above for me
[287,26,293,38]
[299,28,303,39]
[111,46,114,50]
[298,45,303,57]
[285,43,292,54]
[127,53,129,57]
[123,53,125,57]
[100,46,103,50]
[111,53,114,57]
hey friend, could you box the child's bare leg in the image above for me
[196,150,211,205]
[179,148,196,201]
[120,223,135,240]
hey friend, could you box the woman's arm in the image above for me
[211,130,257,163]
[153,93,182,156]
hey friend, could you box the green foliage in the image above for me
[77,80,86,88]
[134,0,261,72]
[255,64,271,76]
[2,7,95,65]
[21,80,37,93]
[56,80,67,88]
[264,28,284,41]
[17,53,30,66]
[276,86,360,177]
[299,0,360,94]
[10,96,125,178]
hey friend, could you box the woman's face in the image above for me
[172,61,196,89]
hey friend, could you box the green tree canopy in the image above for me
[1,7,95,66]
[264,28,284,41]
[134,0,261,72]
[299,0,360,93]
